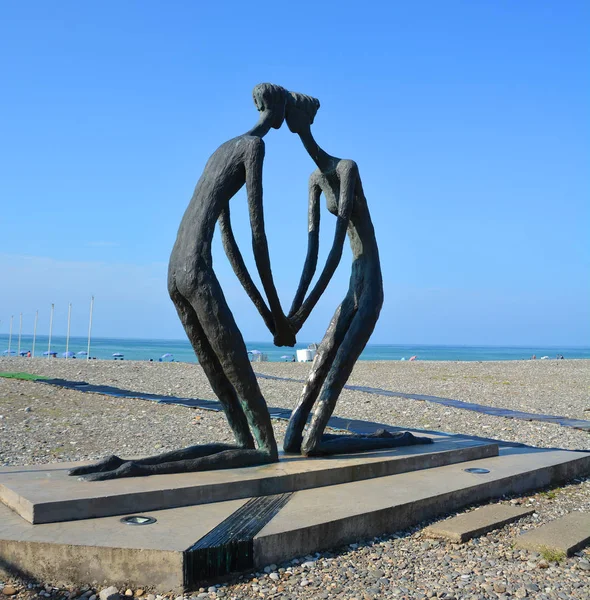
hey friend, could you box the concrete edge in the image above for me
[0,539,184,592]
[0,483,33,524]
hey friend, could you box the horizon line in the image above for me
[0,333,588,350]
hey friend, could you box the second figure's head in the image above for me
[286,91,320,134]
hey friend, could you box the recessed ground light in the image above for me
[120,515,157,525]
[464,467,490,474]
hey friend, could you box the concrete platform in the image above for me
[1,446,589,591]
[515,511,590,556]
[423,504,534,542]
[0,436,496,524]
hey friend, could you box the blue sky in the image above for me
[1,1,588,346]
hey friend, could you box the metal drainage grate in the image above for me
[120,515,157,525]
[464,467,490,474]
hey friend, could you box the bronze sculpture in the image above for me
[70,84,430,481]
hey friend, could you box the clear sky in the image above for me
[1,1,588,346]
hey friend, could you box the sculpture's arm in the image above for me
[288,178,321,318]
[219,206,276,334]
[291,162,357,332]
[245,138,295,346]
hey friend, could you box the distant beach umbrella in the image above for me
[43,351,57,357]
[76,351,88,356]
[62,351,75,358]
[248,349,262,355]
[280,355,290,359]
[19,350,30,357]
[160,353,174,362]
[113,353,124,359]
[3,349,16,355]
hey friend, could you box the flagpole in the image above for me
[8,315,13,354]
[48,303,54,358]
[87,296,94,360]
[32,310,38,358]
[18,313,22,356]
[65,303,72,359]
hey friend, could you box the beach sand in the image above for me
[1,357,589,598]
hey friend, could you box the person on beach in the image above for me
[282,91,430,456]
[70,84,294,481]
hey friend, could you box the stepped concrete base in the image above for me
[0,436,494,524]
[515,512,590,556]
[1,445,589,591]
[424,504,534,542]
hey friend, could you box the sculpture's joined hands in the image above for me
[70,84,432,481]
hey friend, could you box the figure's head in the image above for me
[285,91,320,134]
[252,83,288,129]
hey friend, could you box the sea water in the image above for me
[1,334,589,363]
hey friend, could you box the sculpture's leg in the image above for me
[283,294,356,453]
[300,294,430,456]
[186,269,278,461]
[169,288,256,449]
[69,443,238,476]
[69,287,256,478]
[314,430,433,455]
[76,448,278,481]
[301,298,377,455]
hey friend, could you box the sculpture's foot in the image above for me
[283,405,312,454]
[69,455,125,476]
[78,448,278,481]
[78,461,149,481]
[283,430,303,454]
[302,430,433,457]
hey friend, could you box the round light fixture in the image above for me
[120,515,157,525]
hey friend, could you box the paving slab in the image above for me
[515,512,590,556]
[0,437,497,524]
[1,447,589,591]
[424,504,534,542]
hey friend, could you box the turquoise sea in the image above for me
[1,334,589,362]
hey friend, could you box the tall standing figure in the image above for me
[283,92,431,456]
[69,84,295,481]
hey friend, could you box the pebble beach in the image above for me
[1,357,589,599]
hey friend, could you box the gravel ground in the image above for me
[1,357,589,599]
[0,378,295,466]
[1,358,589,451]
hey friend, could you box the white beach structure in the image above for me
[297,343,319,362]
[296,349,313,362]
